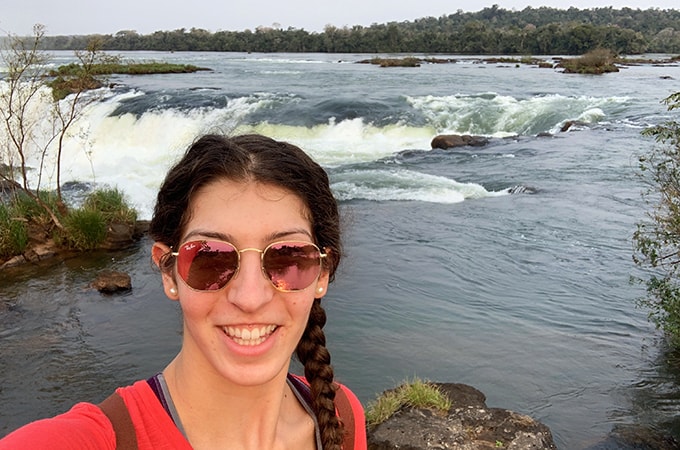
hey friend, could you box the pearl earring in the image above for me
[169,287,177,295]
[317,287,324,293]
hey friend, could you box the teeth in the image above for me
[224,325,276,346]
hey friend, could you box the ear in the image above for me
[314,268,330,299]
[152,242,180,301]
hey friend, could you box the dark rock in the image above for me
[560,120,588,132]
[431,134,490,149]
[508,185,538,195]
[100,222,136,250]
[0,241,59,270]
[368,383,556,450]
[134,220,150,238]
[91,270,132,293]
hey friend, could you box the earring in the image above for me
[317,287,324,293]
[169,287,177,295]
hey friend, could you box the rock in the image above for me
[100,222,136,250]
[507,185,537,195]
[0,240,59,270]
[91,270,132,293]
[367,383,556,450]
[431,134,490,149]
[560,120,588,132]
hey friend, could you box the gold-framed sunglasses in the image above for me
[172,240,326,292]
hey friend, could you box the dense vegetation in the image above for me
[36,6,680,55]
[634,92,680,346]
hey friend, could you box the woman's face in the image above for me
[155,179,329,387]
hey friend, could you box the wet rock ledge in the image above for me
[367,383,556,450]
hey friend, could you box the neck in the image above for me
[162,353,311,450]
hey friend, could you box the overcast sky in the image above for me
[2,0,679,36]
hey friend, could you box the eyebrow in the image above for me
[182,228,313,244]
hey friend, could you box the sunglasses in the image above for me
[171,240,327,292]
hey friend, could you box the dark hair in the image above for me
[149,134,343,449]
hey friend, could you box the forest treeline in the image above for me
[38,5,680,55]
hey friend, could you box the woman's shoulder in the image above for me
[0,402,115,449]
[116,379,192,449]
[288,374,367,450]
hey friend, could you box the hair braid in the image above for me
[296,299,344,450]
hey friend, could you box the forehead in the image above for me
[184,179,312,239]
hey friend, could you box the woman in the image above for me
[0,134,366,449]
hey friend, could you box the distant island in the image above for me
[33,6,680,55]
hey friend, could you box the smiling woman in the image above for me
[0,134,367,450]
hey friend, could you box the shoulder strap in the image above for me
[98,392,139,450]
[289,375,356,450]
[335,385,356,450]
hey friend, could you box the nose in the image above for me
[225,250,274,311]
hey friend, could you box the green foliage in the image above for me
[83,187,137,225]
[365,378,452,428]
[48,61,207,76]
[0,187,138,258]
[47,74,102,101]
[58,188,136,251]
[634,92,680,346]
[60,207,107,251]
[12,190,61,222]
[0,203,29,258]
[34,6,680,55]
[46,61,209,101]
[559,48,620,74]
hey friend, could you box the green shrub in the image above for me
[0,203,29,258]
[13,191,62,224]
[634,92,680,346]
[60,208,107,251]
[365,378,452,427]
[560,48,619,74]
[83,188,137,225]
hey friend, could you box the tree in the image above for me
[0,25,107,231]
[633,92,680,345]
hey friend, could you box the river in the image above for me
[1,51,680,448]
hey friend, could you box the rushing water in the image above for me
[2,51,680,448]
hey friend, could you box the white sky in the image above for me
[2,0,679,36]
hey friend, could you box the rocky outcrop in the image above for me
[367,383,556,450]
[431,134,490,150]
[560,120,588,132]
[0,240,59,270]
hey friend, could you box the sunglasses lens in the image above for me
[263,242,322,291]
[177,241,239,291]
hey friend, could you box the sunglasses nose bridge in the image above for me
[236,247,267,280]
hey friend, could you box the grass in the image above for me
[60,208,107,250]
[58,187,136,251]
[0,203,29,258]
[365,378,453,427]
[82,187,137,225]
[0,187,138,259]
